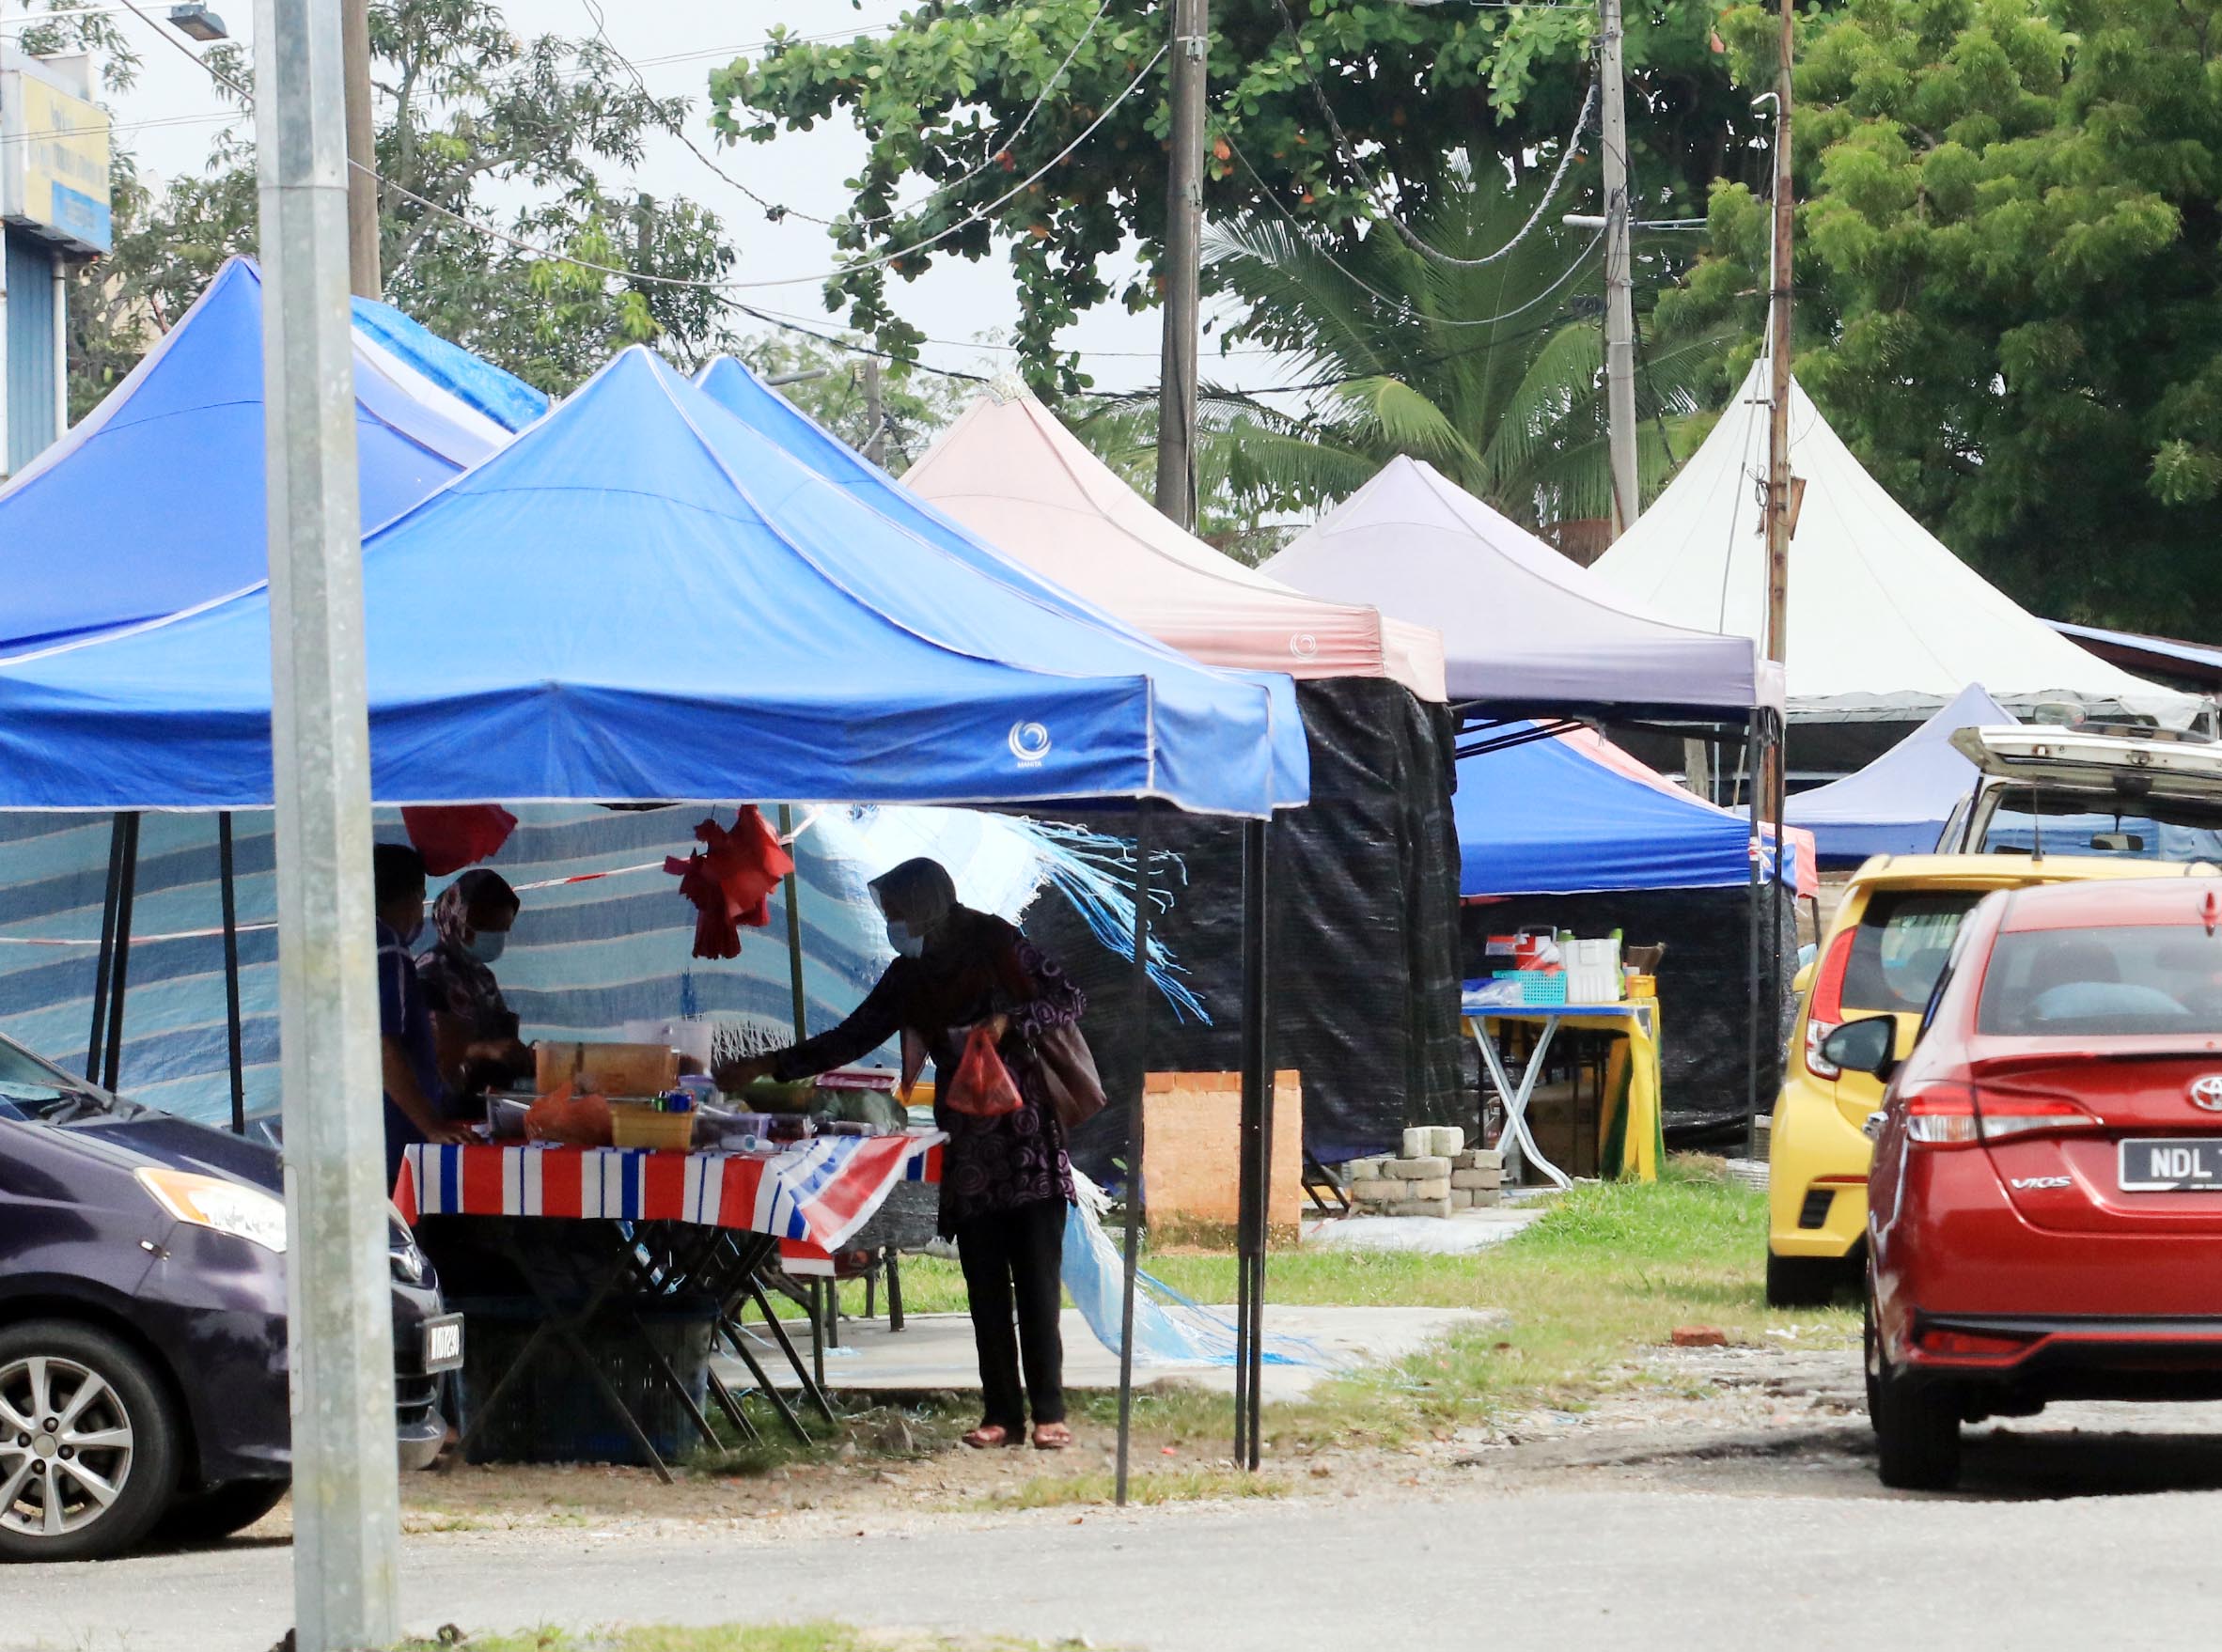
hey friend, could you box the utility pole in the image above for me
[1763,0,1794,674]
[342,0,380,299]
[1152,0,1207,530]
[255,2,399,1647]
[1750,0,1796,1161]
[1600,0,1640,538]
[863,357,887,469]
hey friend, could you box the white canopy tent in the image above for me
[901,390,1447,703]
[1259,456,1781,720]
[1592,363,2200,725]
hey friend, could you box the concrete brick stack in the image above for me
[1344,1127,1504,1217]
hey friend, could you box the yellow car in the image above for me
[1765,852,2218,1306]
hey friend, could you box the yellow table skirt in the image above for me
[1462,1003,1665,1181]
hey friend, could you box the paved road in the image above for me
[14,1413,2222,1652]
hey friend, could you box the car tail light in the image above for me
[1901,1082,2105,1146]
[1803,928,1856,1079]
[1976,1093,2106,1140]
[1902,1083,1981,1145]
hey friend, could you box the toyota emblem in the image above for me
[2190,1075,2222,1113]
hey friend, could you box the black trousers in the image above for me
[955,1197,1068,1430]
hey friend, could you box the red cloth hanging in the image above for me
[664,806,796,960]
[401,804,519,877]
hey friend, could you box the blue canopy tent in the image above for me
[352,297,550,434]
[1787,683,2013,866]
[1456,726,1806,898]
[0,343,1300,1488]
[0,257,505,654]
[0,347,1298,816]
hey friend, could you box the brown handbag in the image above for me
[1034,1021,1107,1134]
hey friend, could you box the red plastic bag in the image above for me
[524,1083,613,1147]
[945,1024,1023,1118]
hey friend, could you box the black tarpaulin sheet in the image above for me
[1034,678,1463,1171]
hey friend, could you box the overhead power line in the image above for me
[1264,0,1598,272]
[117,0,1169,297]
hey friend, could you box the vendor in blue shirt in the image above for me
[374,843,471,1189]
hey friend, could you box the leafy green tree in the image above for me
[1676,0,2222,632]
[67,0,740,413]
[709,0,1763,392]
[734,331,974,475]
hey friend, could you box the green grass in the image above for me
[691,1160,1854,1486]
[395,1629,1048,1652]
[975,1465,1291,1510]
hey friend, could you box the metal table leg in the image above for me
[1470,1017,1573,1190]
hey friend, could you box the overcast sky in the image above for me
[86,0,1260,396]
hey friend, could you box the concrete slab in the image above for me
[720,1304,1492,1404]
[1300,1204,1544,1255]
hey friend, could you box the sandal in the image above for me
[1033,1422,1073,1451]
[962,1425,1023,1450]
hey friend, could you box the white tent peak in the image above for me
[1260,453,1780,718]
[902,388,1447,700]
[1592,363,2196,725]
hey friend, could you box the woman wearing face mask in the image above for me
[719,857,1084,1451]
[416,867,533,1099]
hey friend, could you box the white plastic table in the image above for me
[1462,996,1659,1189]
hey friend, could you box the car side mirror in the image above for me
[1821,1016,1899,1081]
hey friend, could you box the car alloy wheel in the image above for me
[0,1322,178,1562]
[0,1355,135,1540]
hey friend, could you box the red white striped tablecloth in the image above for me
[394,1130,944,1255]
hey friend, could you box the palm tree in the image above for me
[1185,165,1730,541]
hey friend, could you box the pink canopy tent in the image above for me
[901,390,1447,702]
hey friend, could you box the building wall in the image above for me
[4,226,57,473]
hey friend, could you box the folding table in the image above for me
[1461,991,1664,1188]
[396,1130,943,1480]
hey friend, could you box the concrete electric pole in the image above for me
[1152,0,1207,531]
[1764,0,1794,674]
[342,0,380,299]
[254,1,399,1646]
[1600,0,1640,538]
[863,356,887,469]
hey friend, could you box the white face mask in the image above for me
[884,919,924,958]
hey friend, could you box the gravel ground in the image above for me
[21,1335,2222,1651]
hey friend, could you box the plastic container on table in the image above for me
[607,1102,696,1151]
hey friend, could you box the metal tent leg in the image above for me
[1234,816,1270,1469]
[85,814,126,1083]
[102,813,141,1095]
[219,812,247,1134]
[1115,801,1153,1507]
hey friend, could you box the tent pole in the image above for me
[1745,729,1763,1158]
[85,813,127,1083]
[220,812,248,1134]
[102,813,142,1094]
[777,804,807,1040]
[1233,818,1260,1465]
[1115,802,1153,1508]
[1245,817,1272,1471]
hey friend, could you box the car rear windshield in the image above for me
[1978,787,2222,861]
[1842,891,1983,1013]
[1978,925,2222,1036]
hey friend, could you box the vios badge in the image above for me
[1008,721,1053,767]
[2190,1074,2222,1113]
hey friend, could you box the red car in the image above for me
[1833,876,2222,1488]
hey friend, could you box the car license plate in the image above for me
[420,1314,464,1373]
[2119,1139,2222,1192]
